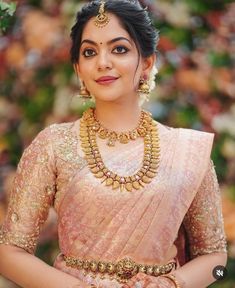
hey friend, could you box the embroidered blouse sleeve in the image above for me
[183,160,227,259]
[0,127,56,254]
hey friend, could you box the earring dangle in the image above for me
[79,81,91,99]
[137,77,150,102]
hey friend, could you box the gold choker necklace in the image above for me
[80,108,160,192]
[93,110,147,147]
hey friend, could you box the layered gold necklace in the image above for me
[80,108,160,192]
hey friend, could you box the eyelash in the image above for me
[82,46,130,58]
[113,46,129,54]
[82,49,96,58]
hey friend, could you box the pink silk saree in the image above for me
[0,119,227,287]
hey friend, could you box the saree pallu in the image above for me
[0,120,227,287]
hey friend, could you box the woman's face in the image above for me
[75,13,153,104]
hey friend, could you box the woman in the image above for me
[0,1,227,287]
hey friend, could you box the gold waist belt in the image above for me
[63,255,176,284]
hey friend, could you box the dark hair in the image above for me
[70,0,159,64]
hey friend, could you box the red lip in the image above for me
[96,76,119,83]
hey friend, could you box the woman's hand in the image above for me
[121,273,174,288]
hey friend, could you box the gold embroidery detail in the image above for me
[0,229,37,254]
[50,123,87,208]
[45,185,55,195]
[183,161,227,257]
[11,212,19,223]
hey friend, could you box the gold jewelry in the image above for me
[93,110,147,147]
[64,255,176,284]
[161,274,181,288]
[138,77,151,103]
[138,79,150,94]
[94,1,110,28]
[80,108,160,192]
[79,81,91,99]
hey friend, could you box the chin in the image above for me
[92,92,123,103]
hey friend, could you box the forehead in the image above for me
[81,13,131,43]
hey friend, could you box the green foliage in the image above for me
[162,26,193,47]
[174,105,199,127]
[227,186,235,203]
[211,133,228,181]
[209,257,235,287]
[183,0,233,13]
[3,129,22,165]
[208,51,232,67]
[26,0,42,8]
[20,86,55,123]
[36,240,59,266]
[0,0,16,34]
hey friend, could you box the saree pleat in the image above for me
[101,192,156,260]
[58,124,178,263]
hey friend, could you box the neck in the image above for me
[94,98,142,132]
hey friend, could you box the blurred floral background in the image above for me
[0,0,234,287]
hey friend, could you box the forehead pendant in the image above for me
[94,1,110,28]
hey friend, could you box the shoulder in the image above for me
[46,121,76,137]
[26,121,77,155]
[178,128,215,168]
[174,127,214,174]
[44,120,84,164]
[155,121,214,146]
[170,127,215,190]
[155,122,214,170]
[178,127,214,145]
[33,121,77,144]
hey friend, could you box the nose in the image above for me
[96,51,112,71]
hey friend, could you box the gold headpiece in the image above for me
[94,1,110,28]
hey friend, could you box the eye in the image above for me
[112,46,129,54]
[82,49,96,57]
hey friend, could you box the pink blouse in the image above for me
[0,120,227,287]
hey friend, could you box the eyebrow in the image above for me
[81,37,132,47]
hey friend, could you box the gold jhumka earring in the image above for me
[137,77,151,102]
[94,1,110,28]
[79,81,91,99]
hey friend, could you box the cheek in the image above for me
[130,64,142,88]
[77,59,93,80]
[120,61,140,83]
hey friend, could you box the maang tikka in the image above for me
[94,1,110,28]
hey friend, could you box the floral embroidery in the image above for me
[183,161,227,258]
[0,122,86,253]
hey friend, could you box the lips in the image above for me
[95,76,119,84]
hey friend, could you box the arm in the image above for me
[0,244,90,288]
[173,160,227,288]
[170,252,227,288]
[123,161,227,288]
[0,127,90,288]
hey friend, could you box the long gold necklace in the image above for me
[80,108,160,192]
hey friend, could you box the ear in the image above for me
[73,63,81,78]
[142,53,156,77]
